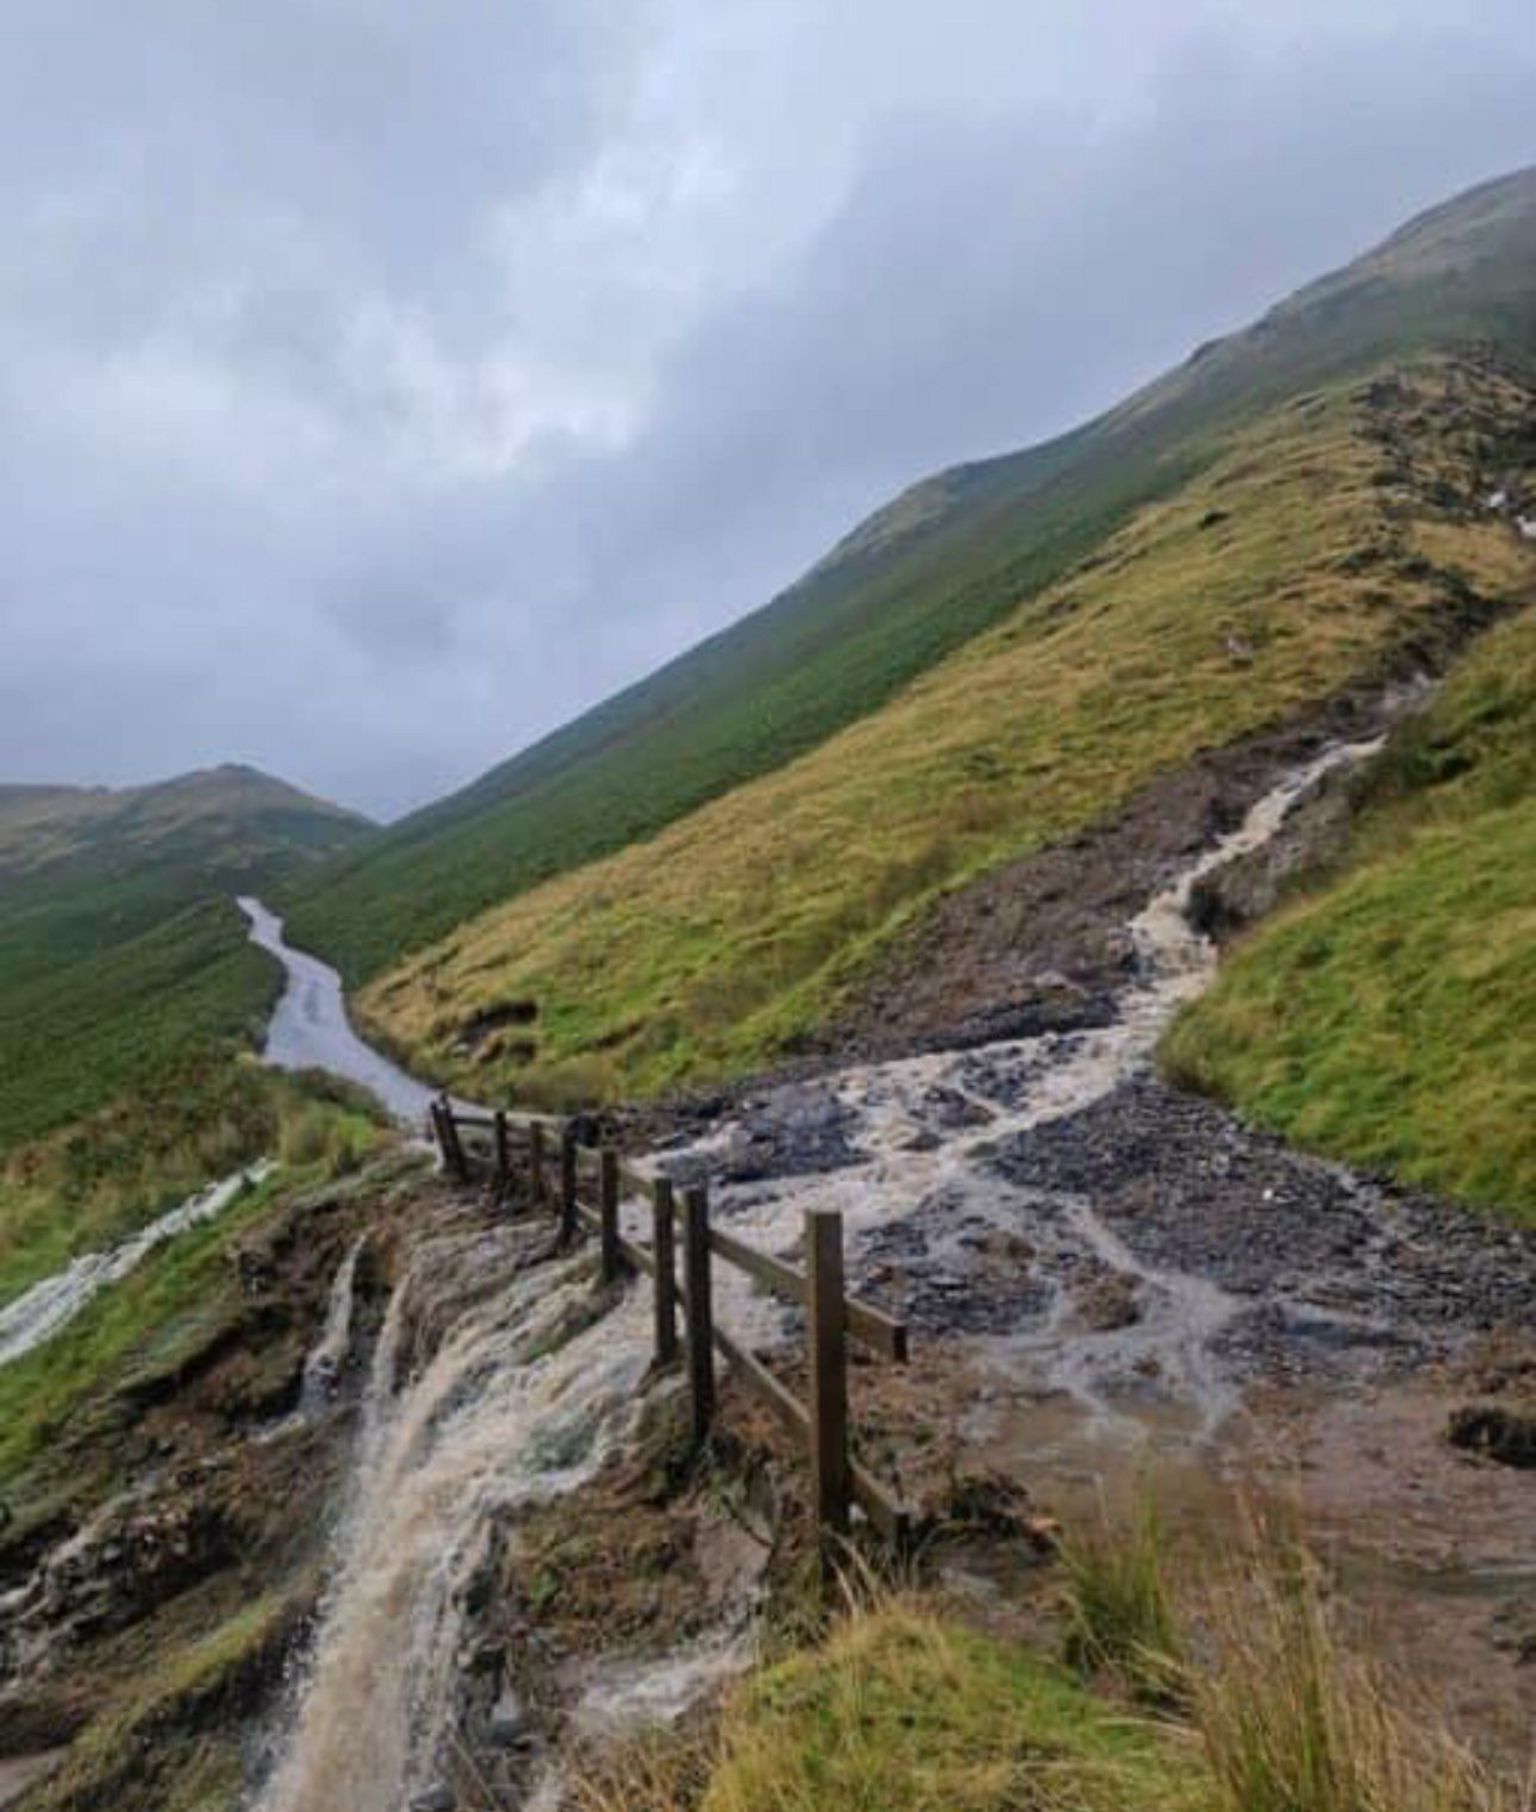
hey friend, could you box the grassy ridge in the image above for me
[0,898,279,1157]
[362,362,1534,1105]
[1164,602,1536,1220]
[0,764,368,994]
[286,166,1536,990]
[287,435,1191,983]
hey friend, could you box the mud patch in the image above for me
[823,690,1409,1062]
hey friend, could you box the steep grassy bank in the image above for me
[0,1062,381,1313]
[287,166,1536,990]
[1165,600,1536,1221]
[362,360,1534,1105]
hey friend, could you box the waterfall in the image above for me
[258,1218,653,1812]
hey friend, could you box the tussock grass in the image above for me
[572,1600,1210,1812]
[1193,1544,1522,1812]
[1061,1499,1187,1708]
[556,1502,1530,1812]
[368,362,1532,1106]
[1166,601,1536,1220]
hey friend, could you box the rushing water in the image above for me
[238,897,441,1126]
[259,1224,654,1812]
[0,1162,273,1370]
[257,740,1387,1808]
[643,738,1386,1455]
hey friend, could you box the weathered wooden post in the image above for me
[436,1098,469,1184]
[806,1208,850,1544]
[682,1185,715,1443]
[559,1125,579,1246]
[598,1148,622,1284]
[529,1122,546,1208]
[493,1110,511,1192]
[652,1176,679,1366]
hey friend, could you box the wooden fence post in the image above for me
[683,1185,715,1444]
[806,1208,850,1544]
[598,1148,622,1284]
[559,1126,579,1246]
[493,1110,511,1192]
[529,1122,546,1208]
[652,1177,679,1366]
[437,1098,468,1183]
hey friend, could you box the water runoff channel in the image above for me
[5,742,1400,1810]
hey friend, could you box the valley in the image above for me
[1,165,1534,1812]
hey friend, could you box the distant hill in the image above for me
[285,166,1536,989]
[0,763,369,976]
[0,764,372,1155]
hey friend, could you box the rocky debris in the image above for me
[1447,1404,1536,1469]
[1073,1273,1142,1332]
[663,1082,864,1186]
[923,1468,1059,1550]
[987,1078,1536,1347]
[1,1494,237,1678]
[1187,760,1361,939]
[857,1207,1054,1336]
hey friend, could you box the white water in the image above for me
[239,897,442,1127]
[255,740,1384,1808]
[299,1235,368,1417]
[259,1223,655,1812]
[647,738,1385,1452]
[0,1162,274,1370]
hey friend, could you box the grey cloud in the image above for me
[2,1,1533,817]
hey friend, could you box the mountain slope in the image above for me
[0,764,372,1156]
[360,357,1535,1105]
[288,166,1536,988]
[1164,595,1536,1220]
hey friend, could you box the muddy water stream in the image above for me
[250,736,1536,1799]
[259,1223,657,1812]
[0,1162,274,1370]
[647,739,1387,1463]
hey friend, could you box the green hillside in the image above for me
[287,166,1536,989]
[0,764,372,1159]
[1164,600,1536,1221]
[362,358,1534,1105]
[0,763,368,982]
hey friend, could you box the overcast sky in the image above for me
[3,1,1533,819]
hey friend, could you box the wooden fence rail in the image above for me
[431,1096,910,1548]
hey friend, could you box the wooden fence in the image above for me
[430,1096,910,1548]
